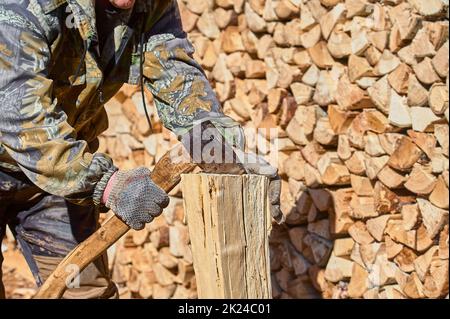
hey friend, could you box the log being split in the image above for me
[181,174,272,299]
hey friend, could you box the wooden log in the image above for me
[387,137,422,171]
[407,75,428,107]
[348,221,375,245]
[333,238,355,257]
[413,57,441,85]
[435,124,449,157]
[417,198,449,239]
[301,141,327,168]
[348,54,373,82]
[181,174,272,298]
[404,166,437,195]
[367,75,391,115]
[308,41,335,69]
[331,188,355,235]
[366,215,391,242]
[429,175,449,209]
[429,83,449,116]
[347,263,369,298]
[432,41,449,78]
[319,3,346,40]
[324,253,354,283]
[407,130,436,159]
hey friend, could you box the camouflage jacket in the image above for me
[0,0,243,206]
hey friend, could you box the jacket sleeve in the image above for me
[0,5,116,206]
[141,0,245,150]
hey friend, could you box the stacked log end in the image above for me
[102,0,449,299]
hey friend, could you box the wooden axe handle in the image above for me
[35,143,196,298]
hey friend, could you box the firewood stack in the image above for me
[101,0,449,299]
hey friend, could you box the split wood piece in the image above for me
[319,3,346,40]
[344,151,366,176]
[413,246,439,282]
[417,198,449,239]
[284,151,306,181]
[317,152,350,185]
[274,0,299,20]
[379,133,404,156]
[423,258,449,298]
[347,263,369,298]
[333,238,355,257]
[244,3,267,33]
[301,141,327,168]
[402,272,425,299]
[377,166,406,189]
[413,58,441,85]
[438,225,449,260]
[314,71,338,106]
[373,181,415,215]
[388,89,412,128]
[314,117,338,146]
[429,175,449,209]
[331,188,355,235]
[409,0,445,17]
[410,107,443,132]
[365,155,389,180]
[338,135,354,161]
[404,166,437,195]
[387,137,423,171]
[407,130,436,159]
[401,204,420,231]
[366,215,391,242]
[407,75,428,107]
[308,41,335,69]
[429,83,449,116]
[432,41,449,78]
[367,75,391,115]
[435,124,449,157]
[345,0,373,18]
[373,50,400,76]
[365,132,386,157]
[324,253,354,283]
[388,63,411,95]
[350,174,374,196]
[327,31,352,58]
[288,227,308,254]
[335,74,372,110]
[181,174,272,298]
[348,221,375,245]
[348,54,373,82]
[394,247,418,273]
[349,194,378,219]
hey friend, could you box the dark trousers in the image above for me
[0,169,118,299]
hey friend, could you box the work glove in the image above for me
[103,167,170,230]
[234,149,283,224]
[180,122,283,223]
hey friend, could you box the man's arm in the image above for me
[0,5,116,206]
[141,0,245,150]
[141,1,283,222]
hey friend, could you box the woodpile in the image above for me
[101,0,449,299]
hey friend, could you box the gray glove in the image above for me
[234,149,283,224]
[105,167,170,230]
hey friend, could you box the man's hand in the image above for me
[104,167,170,230]
[234,150,283,224]
[180,122,283,223]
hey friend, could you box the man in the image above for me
[0,0,281,299]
